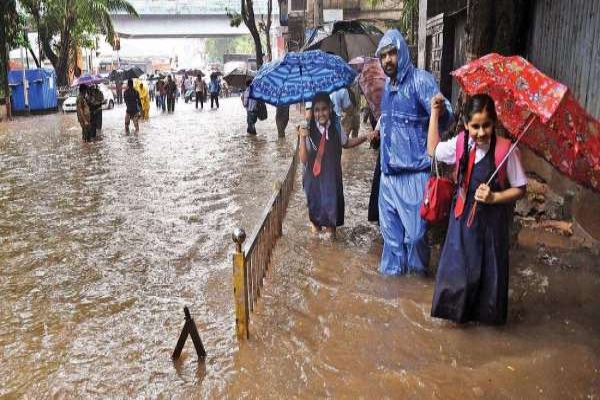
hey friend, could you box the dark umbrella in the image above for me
[223,68,256,88]
[178,68,204,77]
[302,20,383,61]
[122,66,145,80]
[147,72,167,81]
[108,69,124,81]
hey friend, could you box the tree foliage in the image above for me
[1,0,29,115]
[20,0,138,86]
[204,36,255,64]
[365,0,418,44]
[226,0,273,69]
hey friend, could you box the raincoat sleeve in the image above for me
[414,70,453,132]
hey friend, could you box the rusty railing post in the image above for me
[232,227,249,339]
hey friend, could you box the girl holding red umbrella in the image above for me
[427,93,527,325]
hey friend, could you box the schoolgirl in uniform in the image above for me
[427,93,527,324]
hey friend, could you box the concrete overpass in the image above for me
[112,0,279,38]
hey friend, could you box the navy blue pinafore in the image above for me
[431,149,511,325]
[302,123,344,228]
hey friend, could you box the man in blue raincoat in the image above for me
[376,29,452,275]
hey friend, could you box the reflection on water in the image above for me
[0,100,298,398]
[224,143,600,399]
[1,103,599,399]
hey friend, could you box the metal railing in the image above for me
[232,138,299,339]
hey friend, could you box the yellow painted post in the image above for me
[232,227,249,340]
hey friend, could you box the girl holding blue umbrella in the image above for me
[298,92,375,239]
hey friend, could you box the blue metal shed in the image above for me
[8,69,58,112]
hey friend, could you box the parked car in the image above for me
[62,84,115,112]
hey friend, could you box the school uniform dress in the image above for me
[303,119,348,228]
[431,135,527,324]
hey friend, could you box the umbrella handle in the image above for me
[466,201,478,228]
[485,113,537,186]
[468,114,537,228]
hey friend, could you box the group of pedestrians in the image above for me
[297,29,527,327]
[154,76,178,113]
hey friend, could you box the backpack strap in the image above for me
[454,131,466,181]
[493,135,512,189]
[455,132,511,189]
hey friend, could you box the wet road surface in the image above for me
[224,140,600,399]
[1,99,600,399]
[0,98,299,398]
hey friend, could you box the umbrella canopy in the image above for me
[250,50,358,106]
[147,72,167,81]
[223,68,256,88]
[452,53,600,192]
[178,68,204,77]
[71,74,104,87]
[302,20,383,61]
[353,56,386,120]
[108,69,124,81]
[122,66,145,80]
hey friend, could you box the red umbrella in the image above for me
[452,53,600,193]
[353,57,386,120]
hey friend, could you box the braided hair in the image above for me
[457,94,498,187]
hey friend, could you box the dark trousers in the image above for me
[82,126,93,142]
[196,92,204,109]
[167,95,175,113]
[275,105,290,137]
[247,110,258,135]
[116,90,123,105]
[210,93,219,109]
[89,109,101,139]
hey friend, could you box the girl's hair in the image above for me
[458,94,498,186]
[312,92,331,109]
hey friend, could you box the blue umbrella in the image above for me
[71,74,104,87]
[250,50,357,106]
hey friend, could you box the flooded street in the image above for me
[0,98,298,398]
[1,100,600,399]
[225,141,600,399]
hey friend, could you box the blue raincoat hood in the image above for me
[376,29,412,83]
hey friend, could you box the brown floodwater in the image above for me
[1,101,599,399]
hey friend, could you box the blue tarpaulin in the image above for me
[8,69,58,112]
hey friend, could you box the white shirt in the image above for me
[434,136,528,188]
[305,120,348,150]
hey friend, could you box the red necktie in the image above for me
[454,146,477,218]
[312,130,327,177]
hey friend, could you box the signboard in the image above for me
[323,9,343,22]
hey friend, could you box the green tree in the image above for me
[1,0,29,118]
[204,36,255,65]
[20,0,138,86]
[226,0,273,69]
[366,0,418,44]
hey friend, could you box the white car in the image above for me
[62,84,115,112]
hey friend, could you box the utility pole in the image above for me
[20,45,29,113]
[313,0,322,28]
